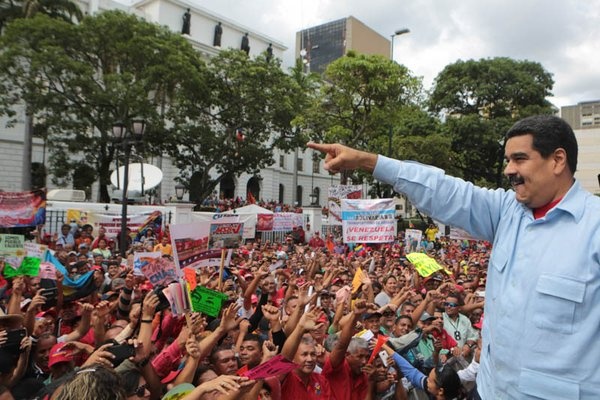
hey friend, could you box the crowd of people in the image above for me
[1,114,597,400]
[0,212,488,400]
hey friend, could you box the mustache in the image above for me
[508,175,525,186]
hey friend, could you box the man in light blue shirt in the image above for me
[308,115,600,399]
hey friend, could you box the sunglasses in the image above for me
[444,302,459,308]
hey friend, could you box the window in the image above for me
[297,157,304,172]
[279,155,285,169]
[312,158,320,173]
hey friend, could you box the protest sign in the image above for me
[183,268,197,291]
[351,266,366,293]
[162,281,191,316]
[39,262,57,280]
[134,252,178,287]
[406,253,443,277]
[0,234,26,269]
[404,229,423,252]
[209,222,243,249]
[24,242,48,260]
[328,185,362,225]
[0,189,46,228]
[243,355,298,380]
[189,286,228,317]
[170,222,210,271]
[449,227,477,241]
[3,257,40,278]
[341,199,396,243]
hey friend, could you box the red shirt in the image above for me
[281,370,331,399]
[322,357,368,400]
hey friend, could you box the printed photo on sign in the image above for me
[328,185,362,226]
[209,222,243,249]
[170,222,210,271]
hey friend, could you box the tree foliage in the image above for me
[297,51,423,184]
[430,57,555,186]
[0,11,200,201]
[163,50,310,204]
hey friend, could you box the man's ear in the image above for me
[552,148,568,175]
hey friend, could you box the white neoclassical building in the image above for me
[0,0,344,207]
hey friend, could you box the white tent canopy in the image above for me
[223,204,273,215]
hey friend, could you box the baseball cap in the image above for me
[362,311,382,321]
[419,312,436,322]
[48,343,74,368]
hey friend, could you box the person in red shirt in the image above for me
[308,231,325,249]
[322,299,370,400]
[281,307,331,399]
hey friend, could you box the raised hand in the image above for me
[261,304,280,322]
[219,303,243,331]
[186,336,201,359]
[82,343,116,368]
[142,291,159,318]
[307,142,377,174]
[261,340,279,362]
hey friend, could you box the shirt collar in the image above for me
[549,180,585,222]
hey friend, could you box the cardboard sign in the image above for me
[189,286,228,317]
[209,222,243,249]
[243,355,298,379]
[406,253,443,277]
[38,262,57,280]
[135,252,178,287]
[3,257,40,278]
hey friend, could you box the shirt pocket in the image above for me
[532,274,585,334]
[519,367,579,400]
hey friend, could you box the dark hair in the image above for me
[242,333,263,347]
[395,314,413,325]
[118,368,141,396]
[434,364,462,399]
[505,115,578,174]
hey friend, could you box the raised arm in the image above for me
[329,299,367,368]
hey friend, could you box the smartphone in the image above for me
[153,287,171,312]
[1,328,27,354]
[379,350,389,367]
[106,343,136,367]
[40,287,58,300]
[40,287,59,311]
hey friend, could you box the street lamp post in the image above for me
[390,28,410,63]
[112,119,146,257]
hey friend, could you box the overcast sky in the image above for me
[181,0,600,109]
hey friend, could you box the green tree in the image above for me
[429,57,554,187]
[163,49,308,204]
[297,51,423,184]
[0,0,83,191]
[0,11,200,201]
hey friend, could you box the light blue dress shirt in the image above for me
[374,156,600,400]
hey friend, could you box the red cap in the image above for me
[91,265,103,272]
[474,314,484,329]
[48,343,74,368]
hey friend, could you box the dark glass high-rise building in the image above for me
[296,16,390,74]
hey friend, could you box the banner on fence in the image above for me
[0,190,46,228]
[272,213,304,232]
[341,199,396,243]
[190,212,255,239]
[328,185,362,226]
[85,210,162,239]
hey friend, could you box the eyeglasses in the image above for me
[444,302,459,308]
[133,384,147,397]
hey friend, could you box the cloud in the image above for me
[188,0,600,107]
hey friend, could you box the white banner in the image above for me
[341,199,396,243]
[170,222,210,271]
[191,212,255,239]
[328,185,362,225]
[272,213,304,232]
